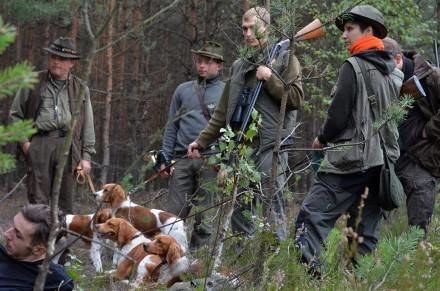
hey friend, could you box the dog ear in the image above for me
[166,241,182,265]
[111,184,126,209]
[117,220,131,246]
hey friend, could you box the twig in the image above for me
[95,0,182,54]
[62,228,135,262]
[0,174,26,204]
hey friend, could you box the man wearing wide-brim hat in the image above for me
[156,41,225,250]
[10,37,95,214]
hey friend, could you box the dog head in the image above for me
[95,208,112,224]
[94,183,127,209]
[143,234,184,265]
[95,217,137,247]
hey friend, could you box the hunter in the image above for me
[188,6,304,240]
[10,37,96,214]
[384,37,440,237]
[157,41,225,250]
[295,5,403,270]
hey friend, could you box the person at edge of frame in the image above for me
[383,37,440,238]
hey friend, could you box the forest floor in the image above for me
[1,179,439,290]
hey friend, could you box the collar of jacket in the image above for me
[404,51,434,80]
[197,74,220,86]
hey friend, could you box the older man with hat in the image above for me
[10,37,95,213]
[295,5,403,271]
[156,41,225,250]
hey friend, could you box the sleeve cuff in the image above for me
[317,134,327,145]
[82,152,92,161]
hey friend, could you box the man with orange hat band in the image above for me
[10,37,95,214]
[156,41,225,250]
[295,5,403,270]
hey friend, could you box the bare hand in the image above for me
[78,160,92,175]
[159,164,171,179]
[22,141,31,156]
[187,142,202,159]
[256,65,272,81]
[312,137,324,149]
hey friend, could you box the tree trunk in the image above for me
[100,0,116,184]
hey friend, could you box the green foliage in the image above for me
[0,16,37,173]
[0,0,72,24]
[356,227,425,289]
[373,95,415,130]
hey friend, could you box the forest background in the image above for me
[1,0,440,290]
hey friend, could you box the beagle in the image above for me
[94,183,188,252]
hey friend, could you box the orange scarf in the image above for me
[349,35,384,55]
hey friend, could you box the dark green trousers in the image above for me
[166,158,219,250]
[397,154,438,235]
[26,133,75,213]
[295,166,383,264]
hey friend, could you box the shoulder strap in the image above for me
[194,80,211,121]
[354,57,389,160]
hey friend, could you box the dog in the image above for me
[95,217,166,286]
[55,208,112,272]
[94,183,188,252]
[143,234,190,287]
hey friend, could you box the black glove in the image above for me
[154,150,171,173]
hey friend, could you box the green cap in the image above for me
[335,5,387,39]
[191,41,224,62]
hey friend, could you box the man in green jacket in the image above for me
[295,5,403,269]
[383,37,440,237]
[10,37,95,213]
[188,7,304,240]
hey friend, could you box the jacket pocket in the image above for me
[326,126,365,170]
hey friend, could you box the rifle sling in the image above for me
[194,80,211,121]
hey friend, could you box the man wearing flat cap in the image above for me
[156,41,224,250]
[295,5,403,271]
[10,37,95,213]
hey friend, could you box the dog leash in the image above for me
[75,167,96,193]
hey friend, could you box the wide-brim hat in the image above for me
[43,37,81,59]
[191,41,224,62]
[335,5,387,39]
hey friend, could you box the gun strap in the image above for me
[194,80,211,121]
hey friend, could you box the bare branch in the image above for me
[95,0,182,54]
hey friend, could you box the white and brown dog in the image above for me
[95,218,167,286]
[143,234,190,287]
[58,208,113,272]
[94,183,188,252]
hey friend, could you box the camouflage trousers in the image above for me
[26,133,75,213]
[295,166,383,264]
[396,154,438,235]
[166,158,219,250]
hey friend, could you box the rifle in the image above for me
[235,19,325,143]
[433,39,439,67]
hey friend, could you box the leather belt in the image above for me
[37,129,67,138]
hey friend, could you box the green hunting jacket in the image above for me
[195,47,304,151]
[319,55,403,174]
[10,70,95,168]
